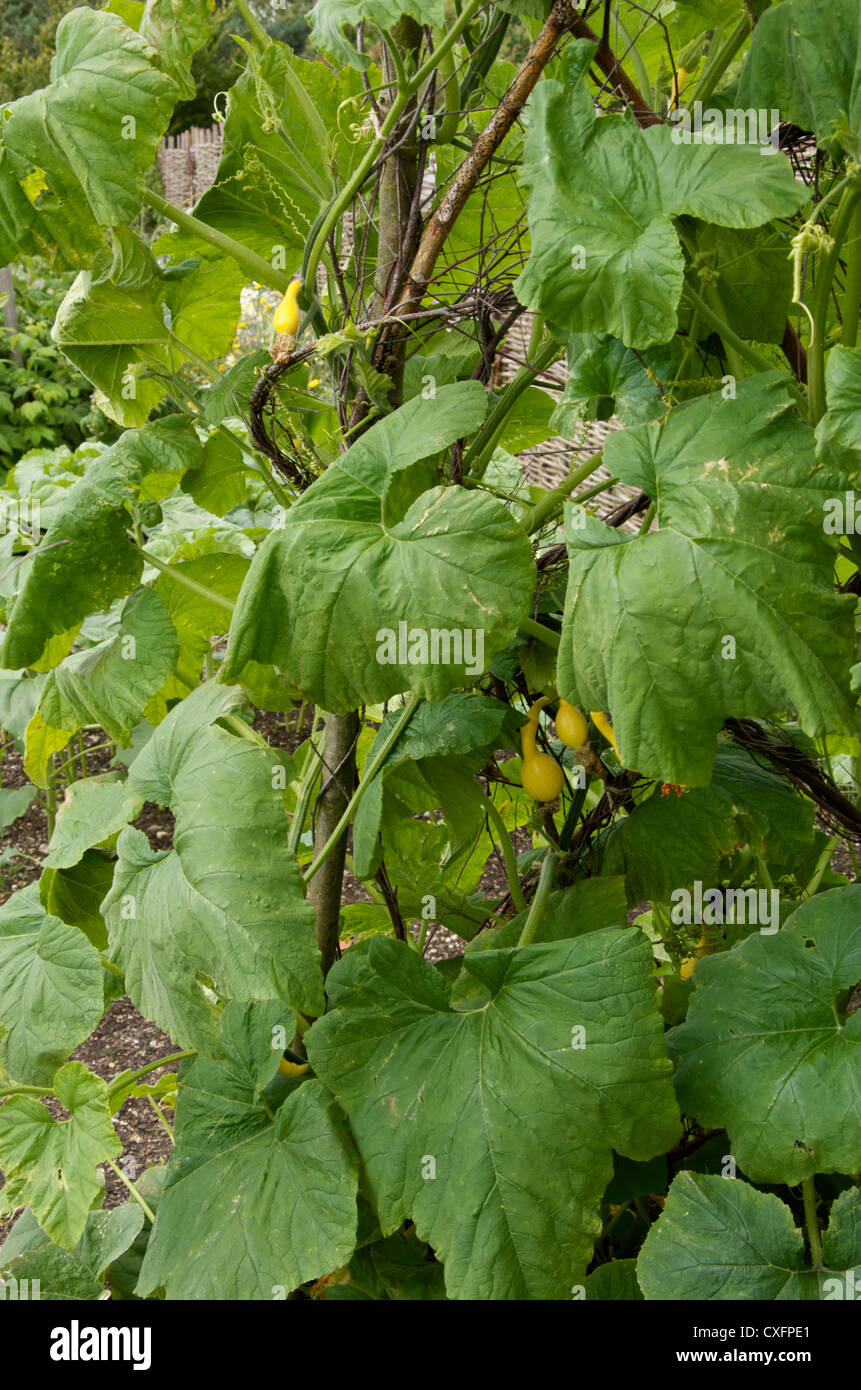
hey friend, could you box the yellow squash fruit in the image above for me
[274,279,302,336]
[590,709,620,760]
[556,699,588,749]
[279,1055,309,1078]
[520,700,564,801]
[680,931,712,981]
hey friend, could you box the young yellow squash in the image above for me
[520,700,564,801]
[274,279,302,336]
[556,700,588,749]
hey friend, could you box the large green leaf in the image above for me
[605,743,816,903]
[158,41,363,266]
[616,0,730,84]
[306,932,680,1299]
[319,1230,447,1300]
[139,0,213,100]
[0,1062,120,1250]
[0,145,103,269]
[309,0,445,68]
[136,1003,359,1299]
[638,1173,861,1300]
[0,1203,143,1300]
[465,876,629,954]
[0,883,103,1086]
[224,384,536,711]
[369,691,520,770]
[558,374,855,785]
[45,775,143,872]
[0,8,180,229]
[515,44,806,348]
[100,683,323,1051]
[53,229,245,426]
[667,886,861,1183]
[25,588,179,788]
[39,850,116,953]
[816,345,861,473]
[1,416,201,671]
[737,0,861,157]
[552,336,672,431]
[683,221,794,345]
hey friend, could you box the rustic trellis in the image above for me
[157,125,223,210]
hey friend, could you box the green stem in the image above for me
[808,181,861,423]
[106,1050,196,1102]
[233,0,271,49]
[517,850,558,946]
[801,1177,823,1269]
[520,616,561,649]
[692,16,752,104]
[99,954,125,978]
[803,834,840,898]
[459,9,510,110]
[304,693,422,883]
[840,201,861,348]
[430,27,460,144]
[462,336,562,477]
[482,796,527,912]
[136,543,235,612]
[45,757,57,839]
[142,189,292,293]
[685,284,808,413]
[639,501,656,533]
[416,914,430,955]
[755,852,775,895]
[287,725,325,856]
[105,1159,157,1224]
[168,335,220,382]
[525,451,604,533]
[381,29,409,93]
[147,1094,175,1143]
[302,0,484,300]
[220,712,270,750]
[0,1082,54,1097]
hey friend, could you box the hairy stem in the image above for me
[520,616,561,649]
[809,182,861,423]
[305,694,421,886]
[105,1159,157,1224]
[526,451,605,533]
[142,189,292,292]
[801,1177,823,1270]
[482,795,527,913]
[517,849,558,946]
[840,201,861,348]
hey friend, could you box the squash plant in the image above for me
[0,0,860,1302]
